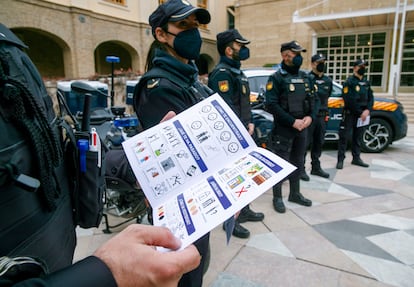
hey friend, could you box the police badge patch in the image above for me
[266,81,273,91]
[219,80,229,92]
[343,86,349,94]
[242,85,247,95]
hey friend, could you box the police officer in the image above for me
[336,59,373,169]
[133,1,212,286]
[265,41,316,213]
[302,54,331,180]
[0,22,200,287]
[208,29,264,239]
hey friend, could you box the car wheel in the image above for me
[360,118,392,153]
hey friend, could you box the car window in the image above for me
[331,83,342,98]
[248,76,269,94]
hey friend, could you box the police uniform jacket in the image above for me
[309,71,332,114]
[265,63,317,129]
[0,23,117,287]
[342,74,374,116]
[133,48,212,287]
[207,57,252,128]
[134,49,212,129]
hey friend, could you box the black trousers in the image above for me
[337,113,365,161]
[271,126,307,187]
[178,232,210,287]
[306,115,327,168]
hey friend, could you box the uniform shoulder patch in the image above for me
[218,80,229,92]
[343,86,349,94]
[266,81,273,91]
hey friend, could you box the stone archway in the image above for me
[94,41,139,75]
[196,53,214,75]
[11,28,70,79]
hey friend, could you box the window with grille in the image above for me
[316,32,387,87]
[401,29,414,87]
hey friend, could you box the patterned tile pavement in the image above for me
[74,125,414,287]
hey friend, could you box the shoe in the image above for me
[300,172,310,181]
[288,193,312,207]
[238,208,264,223]
[352,158,369,168]
[223,221,250,238]
[273,197,286,213]
[336,161,343,169]
[311,168,330,178]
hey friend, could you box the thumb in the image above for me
[169,245,201,274]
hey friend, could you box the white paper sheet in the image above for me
[122,93,296,250]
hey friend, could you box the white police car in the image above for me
[244,68,408,153]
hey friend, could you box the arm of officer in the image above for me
[94,224,201,287]
[5,225,200,287]
[361,83,374,121]
[343,81,358,116]
[136,81,191,129]
[208,70,236,110]
[302,80,319,129]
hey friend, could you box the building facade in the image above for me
[235,0,414,95]
[0,0,232,80]
[1,0,413,96]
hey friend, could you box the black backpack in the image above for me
[0,23,105,280]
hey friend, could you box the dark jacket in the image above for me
[134,49,212,129]
[342,74,374,116]
[133,48,212,287]
[0,23,116,287]
[309,71,332,112]
[208,56,252,127]
[265,63,317,129]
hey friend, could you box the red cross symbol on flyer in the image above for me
[235,186,248,198]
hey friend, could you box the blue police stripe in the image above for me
[177,193,195,235]
[249,151,283,173]
[211,99,250,149]
[173,120,208,172]
[207,176,232,209]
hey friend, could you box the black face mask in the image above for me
[168,28,202,60]
[232,46,250,61]
[292,54,303,67]
[316,62,325,73]
[357,67,366,76]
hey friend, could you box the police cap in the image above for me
[280,40,307,53]
[353,59,369,66]
[311,53,326,63]
[149,0,211,37]
[216,29,250,55]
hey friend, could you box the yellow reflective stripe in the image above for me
[373,101,398,112]
[327,99,398,112]
[328,98,344,108]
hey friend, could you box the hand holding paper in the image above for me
[122,94,296,250]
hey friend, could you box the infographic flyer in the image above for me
[122,93,296,250]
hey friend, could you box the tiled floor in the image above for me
[75,125,414,287]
